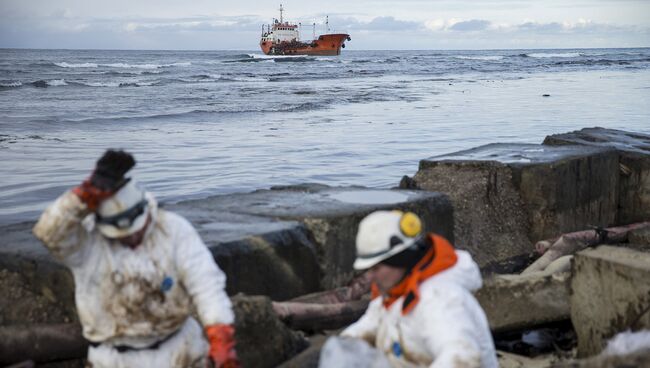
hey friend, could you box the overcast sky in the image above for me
[1,0,649,50]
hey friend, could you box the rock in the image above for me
[476,271,571,333]
[172,184,453,290]
[0,185,453,328]
[544,127,650,224]
[570,246,650,357]
[0,222,76,324]
[232,295,308,368]
[496,351,558,368]
[412,143,618,267]
[557,349,650,368]
[277,334,328,368]
[629,226,650,246]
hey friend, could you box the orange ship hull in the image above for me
[260,34,350,56]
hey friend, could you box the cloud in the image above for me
[449,19,491,32]
[364,16,421,31]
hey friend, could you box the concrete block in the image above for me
[0,184,453,327]
[232,295,308,368]
[629,226,650,246]
[544,127,650,224]
[174,184,454,289]
[571,246,650,357]
[476,271,571,333]
[413,143,618,267]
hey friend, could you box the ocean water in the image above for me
[1,48,649,225]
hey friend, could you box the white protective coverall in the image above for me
[33,191,234,368]
[341,250,498,368]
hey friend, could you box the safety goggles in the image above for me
[96,199,148,229]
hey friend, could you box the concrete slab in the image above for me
[0,184,453,327]
[232,295,308,368]
[412,143,618,267]
[544,127,650,224]
[476,271,571,333]
[171,184,454,289]
[571,246,650,357]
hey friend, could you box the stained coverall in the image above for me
[33,154,236,368]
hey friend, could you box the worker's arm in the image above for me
[173,213,234,326]
[33,150,135,265]
[340,297,382,345]
[173,213,239,366]
[421,287,483,368]
[33,190,93,265]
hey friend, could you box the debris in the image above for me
[523,222,650,274]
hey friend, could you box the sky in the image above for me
[1,0,649,50]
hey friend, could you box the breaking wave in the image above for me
[525,52,582,58]
[0,81,22,88]
[455,55,504,61]
[28,79,68,88]
[54,62,191,69]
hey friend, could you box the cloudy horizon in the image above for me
[1,0,649,50]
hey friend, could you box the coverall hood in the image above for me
[96,180,154,239]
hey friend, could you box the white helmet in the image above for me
[96,179,149,239]
[353,210,423,270]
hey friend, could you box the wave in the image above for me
[455,55,504,61]
[104,70,164,76]
[0,81,22,88]
[273,57,313,63]
[54,62,191,69]
[29,79,68,88]
[525,52,582,58]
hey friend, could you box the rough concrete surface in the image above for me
[571,246,650,357]
[476,271,571,332]
[544,127,650,225]
[412,143,618,267]
[557,348,650,368]
[232,295,308,368]
[172,184,453,290]
[629,226,650,246]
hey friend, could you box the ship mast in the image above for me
[279,4,284,24]
[326,15,329,33]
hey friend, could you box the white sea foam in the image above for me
[0,81,22,87]
[527,52,582,58]
[55,62,190,69]
[79,81,121,87]
[455,55,504,61]
[55,62,99,68]
[250,53,307,60]
[47,79,68,86]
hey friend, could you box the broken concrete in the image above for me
[0,222,76,324]
[557,349,650,368]
[412,143,618,267]
[232,295,308,368]
[171,184,453,290]
[629,226,650,246]
[571,246,650,357]
[544,127,650,225]
[476,271,571,333]
[0,184,452,311]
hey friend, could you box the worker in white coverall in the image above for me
[341,211,498,368]
[33,150,240,368]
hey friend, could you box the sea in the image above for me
[1,48,649,225]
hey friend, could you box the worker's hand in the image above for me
[72,150,136,211]
[205,324,240,368]
[91,149,136,191]
[72,179,115,211]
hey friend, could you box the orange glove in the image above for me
[72,179,115,211]
[205,324,240,368]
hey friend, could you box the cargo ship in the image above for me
[260,5,351,56]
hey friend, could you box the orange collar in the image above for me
[371,234,458,315]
